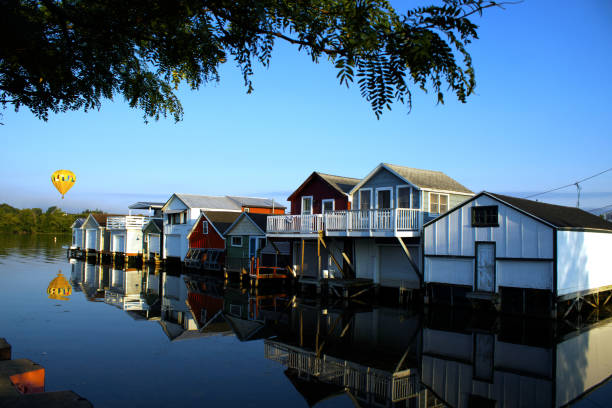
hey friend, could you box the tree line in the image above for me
[0,203,100,234]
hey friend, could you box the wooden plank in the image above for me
[318,233,345,278]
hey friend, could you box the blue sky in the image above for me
[1,0,611,213]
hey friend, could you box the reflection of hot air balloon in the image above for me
[47,271,72,301]
[51,170,76,199]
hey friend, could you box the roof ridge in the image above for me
[315,171,361,181]
[384,163,445,174]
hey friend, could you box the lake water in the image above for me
[1,234,611,407]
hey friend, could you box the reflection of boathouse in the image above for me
[420,312,612,407]
[265,304,429,406]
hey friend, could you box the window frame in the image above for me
[375,187,393,209]
[396,186,412,209]
[321,199,335,213]
[231,236,243,247]
[358,188,373,210]
[471,206,500,227]
[301,196,313,215]
[429,192,450,214]
[202,220,208,234]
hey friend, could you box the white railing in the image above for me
[264,340,419,403]
[266,214,324,234]
[107,216,156,230]
[266,209,422,234]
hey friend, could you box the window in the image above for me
[359,189,372,210]
[472,206,499,227]
[322,199,334,213]
[429,193,449,214]
[412,190,421,209]
[179,212,186,224]
[243,208,250,213]
[301,196,313,215]
[376,188,392,209]
[231,236,243,247]
[202,221,208,234]
[398,186,411,208]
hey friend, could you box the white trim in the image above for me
[358,188,373,210]
[321,199,335,213]
[301,196,314,215]
[375,187,393,209]
[428,192,450,214]
[231,236,243,247]
[424,188,473,196]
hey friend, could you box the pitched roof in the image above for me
[71,218,85,228]
[287,171,361,201]
[384,163,473,194]
[203,211,242,235]
[488,193,612,231]
[316,172,361,195]
[83,213,124,227]
[228,196,286,209]
[245,213,269,233]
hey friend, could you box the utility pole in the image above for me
[575,182,582,208]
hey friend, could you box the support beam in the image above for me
[318,232,345,279]
[300,239,305,278]
[397,237,422,283]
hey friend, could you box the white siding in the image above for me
[424,195,554,259]
[165,234,182,259]
[557,230,612,296]
[425,257,473,286]
[496,260,553,290]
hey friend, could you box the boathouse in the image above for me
[107,215,152,259]
[267,163,473,294]
[70,218,85,249]
[162,194,285,263]
[423,192,612,316]
[142,219,163,261]
[185,211,240,271]
[80,213,114,256]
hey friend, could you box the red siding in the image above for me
[189,219,225,250]
[289,175,350,214]
[242,207,285,214]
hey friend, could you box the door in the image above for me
[249,237,260,259]
[86,229,97,250]
[113,234,125,253]
[476,242,495,292]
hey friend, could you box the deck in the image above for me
[299,277,374,298]
[266,209,423,238]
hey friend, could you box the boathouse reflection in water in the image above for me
[66,259,612,407]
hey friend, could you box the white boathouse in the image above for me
[423,192,612,316]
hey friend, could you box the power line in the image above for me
[525,166,612,199]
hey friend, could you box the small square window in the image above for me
[231,236,243,247]
[472,206,499,227]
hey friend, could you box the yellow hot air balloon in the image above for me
[51,170,76,199]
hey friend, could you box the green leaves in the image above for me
[0,0,505,121]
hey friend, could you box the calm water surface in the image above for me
[1,234,611,407]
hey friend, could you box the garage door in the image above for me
[148,234,160,254]
[379,246,420,289]
[165,235,182,259]
[86,229,97,250]
[113,234,126,253]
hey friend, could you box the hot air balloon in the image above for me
[51,170,76,199]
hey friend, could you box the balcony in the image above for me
[266,209,423,238]
[106,215,155,230]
